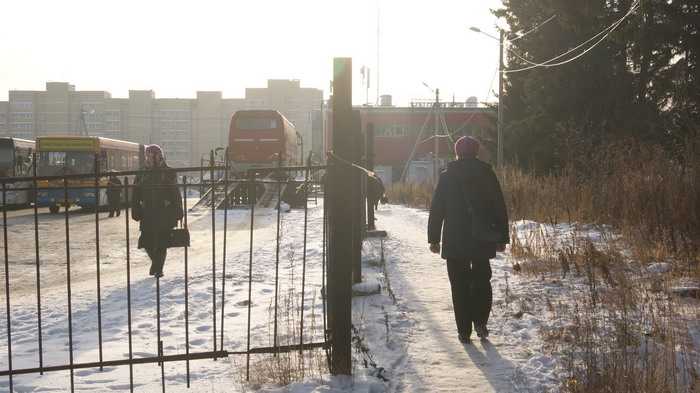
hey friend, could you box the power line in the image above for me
[449,67,499,138]
[506,14,557,42]
[503,0,640,74]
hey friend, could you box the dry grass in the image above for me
[515,230,700,392]
[385,181,434,210]
[389,140,700,274]
[235,218,330,389]
[390,138,700,391]
[503,140,700,273]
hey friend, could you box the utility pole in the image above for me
[375,1,380,106]
[328,57,353,375]
[497,30,504,168]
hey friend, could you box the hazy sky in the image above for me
[0,0,503,106]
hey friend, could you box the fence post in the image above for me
[93,153,103,370]
[366,123,376,230]
[2,182,14,391]
[352,110,363,284]
[209,150,217,358]
[328,57,354,375]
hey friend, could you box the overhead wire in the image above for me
[502,0,640,73]
[448,67,499,138]
[506,14,557,42]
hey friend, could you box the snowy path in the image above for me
[0,202,329,392]
[376,205,521,393]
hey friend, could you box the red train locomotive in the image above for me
[228,110,299,171]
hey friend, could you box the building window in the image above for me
[378,124,407,137]
[11,101,32,110]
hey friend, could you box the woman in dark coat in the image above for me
[428,136,509,343]
[132,144,183,277]
[106,174,122,217]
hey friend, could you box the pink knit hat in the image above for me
[454,136,479,158]
[145,144,165,167]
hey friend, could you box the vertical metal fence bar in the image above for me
[220,153,229,350]
[273,156,282,353]
[245,171,256,381]
[94,155,104,370]
[157,275,166,391]
[322,176,329,367]
[152,180,162,369]
[200,158,204,196]
[299,159,310,376]
[183,176,190,388]
[63,178,75,392]
[32,153,44,374]
[2,183,14,391]
[210,152,217,358]
[159,338,165,393]
[124,177,134,393]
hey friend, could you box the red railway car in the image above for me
[228,110,299,171]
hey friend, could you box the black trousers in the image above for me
[146,247,167,276]
[446,258,493,336]
[107,196,121,217]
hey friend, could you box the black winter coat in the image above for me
[131,168,183,249]
[107,177,122,199]
[428,158,509,260]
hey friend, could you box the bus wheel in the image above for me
[49,205,59,214]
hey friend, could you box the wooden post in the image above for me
[328,57,353,375]
[352,110,363,284]
[366,123,376,230]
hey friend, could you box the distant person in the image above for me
[132,145,183,278]
[367,173,387,211]
[106,173,122,217]
[427,136,509,344]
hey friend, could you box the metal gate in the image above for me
[0,156,329,392]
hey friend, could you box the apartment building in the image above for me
[0,80,324,167]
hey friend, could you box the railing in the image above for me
[0,158,329,392]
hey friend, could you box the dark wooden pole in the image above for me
[328,57,353,375]
[352,110,363,284]
[366,123,376,230]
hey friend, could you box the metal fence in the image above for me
[0,157,329,392]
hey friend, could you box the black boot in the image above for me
[474,322,489,339]
[458,332,471,344]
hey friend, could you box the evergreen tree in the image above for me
[495,0,699,171]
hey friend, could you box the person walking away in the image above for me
[367,173,386,211]
[427,136,509,343]
[131,145,183,277]
[107,173,122,217]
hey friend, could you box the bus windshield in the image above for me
[235,117,279,130]
[38,151,95,176]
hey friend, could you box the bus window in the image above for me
[38,151,95,176]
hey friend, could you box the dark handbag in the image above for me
[168,223,190,248]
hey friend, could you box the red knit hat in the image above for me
[454,136,479,158]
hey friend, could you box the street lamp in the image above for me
[469,26,504,168]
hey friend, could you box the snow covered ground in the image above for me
[0,201,333,392]
[353,205,561,393]
[8,200,685,392]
